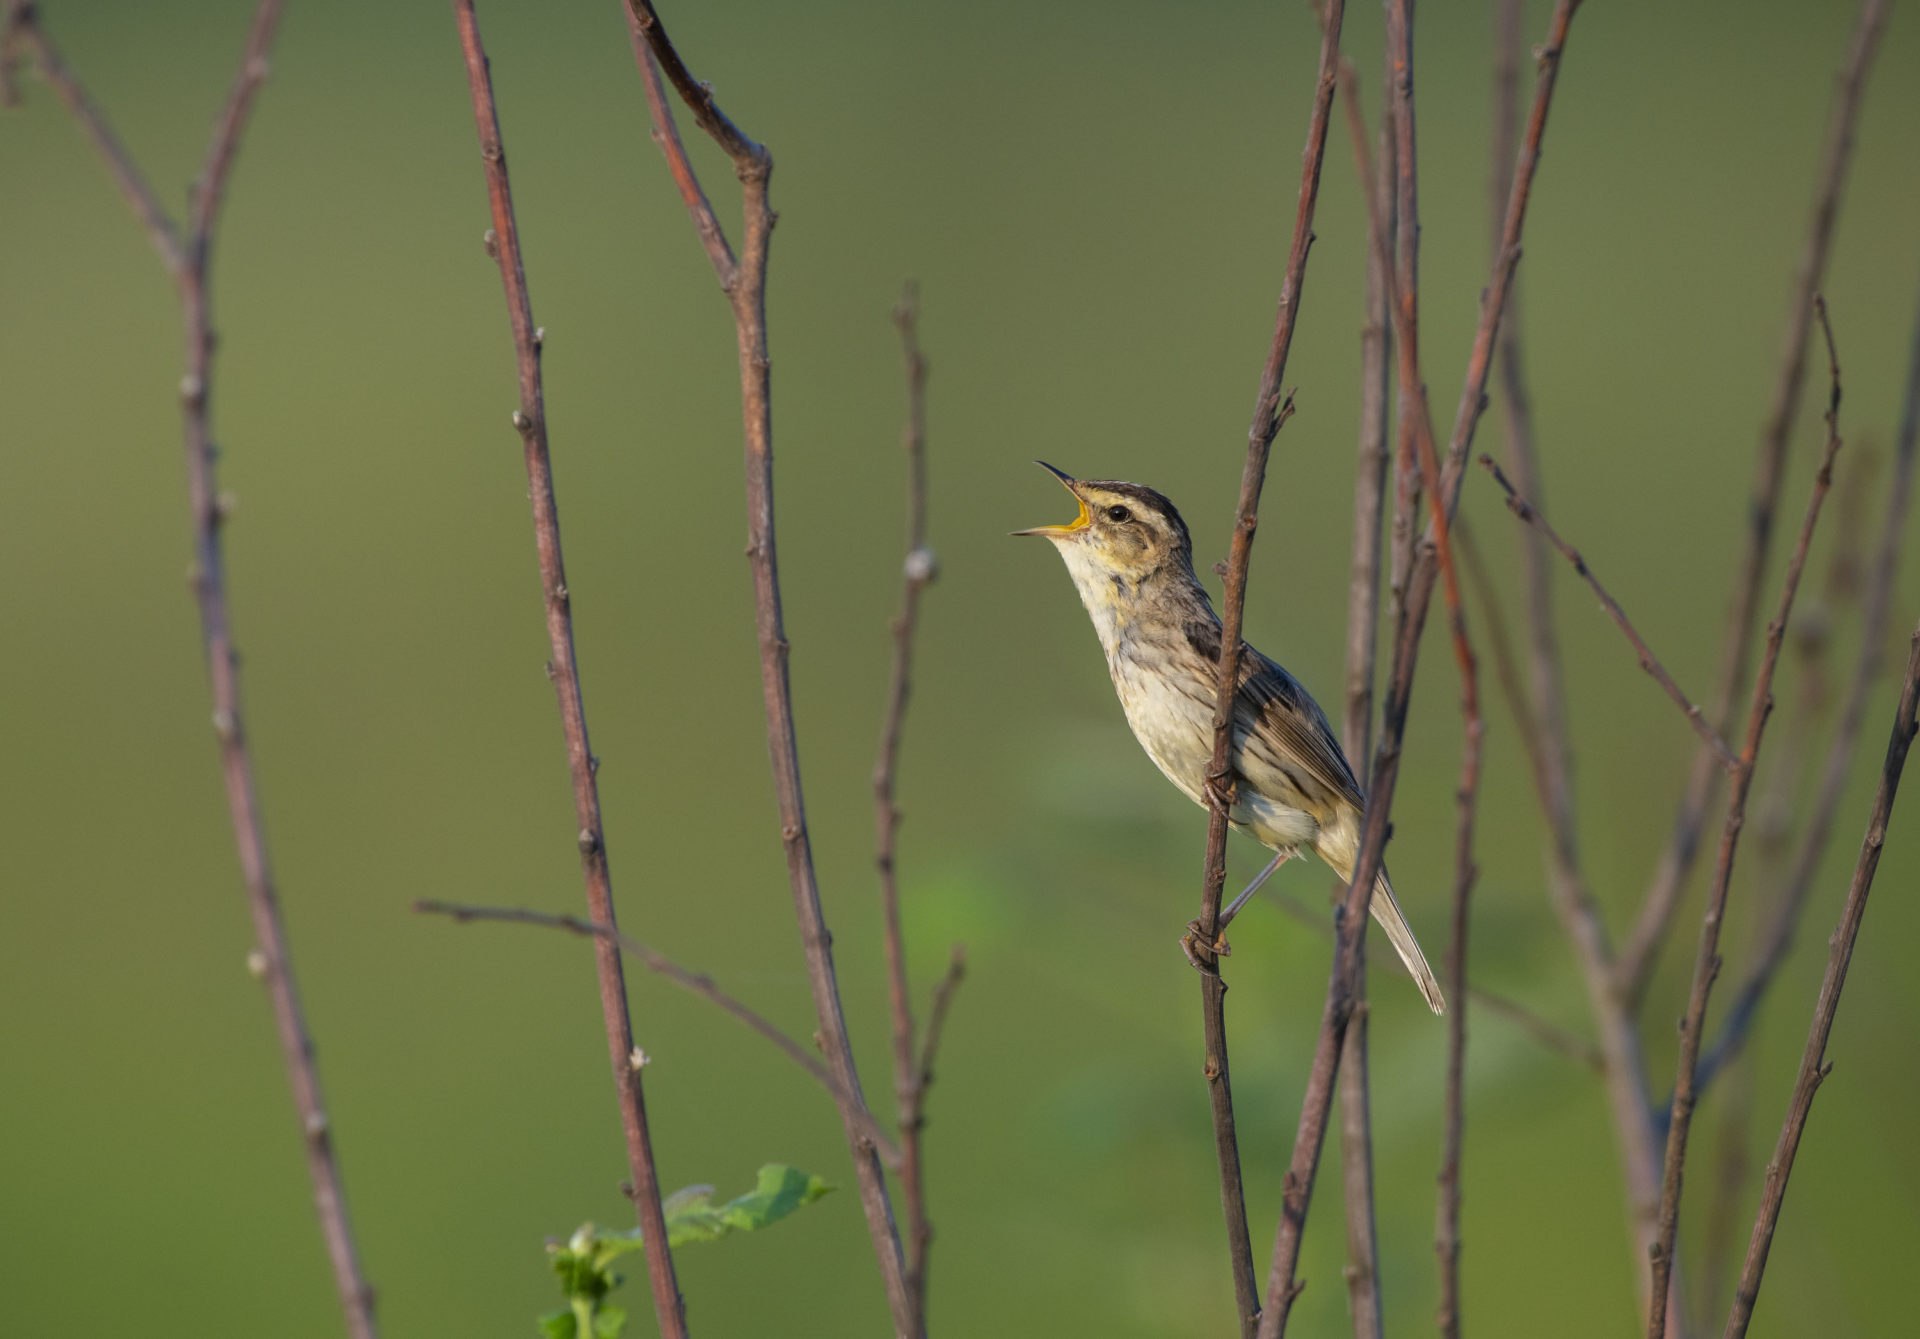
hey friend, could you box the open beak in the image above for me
[1012,461,1091,538]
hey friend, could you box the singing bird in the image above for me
[1017,462,1445,1013]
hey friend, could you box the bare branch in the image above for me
[1724,625,1920,1336]
[13,7,382,1336]
[1256,8,1585,1333]
[1647,299,1848,1337]
[619,4,913,1330]
[451,5,684,1333]
[875,283,939,1328]
[1696,287,1920,1095]
[1190,5,1345,1333]
[413,899,902,1168]
[1617,0,1890,1006]
[6,8,184,272]
[1480,455,1738,767]
[1334,45,1395,1339]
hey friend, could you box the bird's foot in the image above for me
[1181,918,1231,971]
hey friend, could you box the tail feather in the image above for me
[1317,839,1446,1014]
[1365,870,1447,1015]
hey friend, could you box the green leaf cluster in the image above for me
[538,1165,833,1338]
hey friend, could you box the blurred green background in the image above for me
[5,1,1919,1334]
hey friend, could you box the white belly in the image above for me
[1109,650,1321,854]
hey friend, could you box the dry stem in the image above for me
[451,4,684,1332]
[1645,301,1848,1336]
[7,7,379,1335]
[1724,625,1920,1336]
[1617,0,1890,1006]
[620,3,913,1329]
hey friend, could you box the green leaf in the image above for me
[664,1164,833,1248]
[591,1304,628,1339]
[537,1309,576,1339]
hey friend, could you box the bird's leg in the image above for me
[1181,847,1295,969]
[1220,847,1294,929]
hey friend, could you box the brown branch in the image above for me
[618,5,913,1331]
[450,5,685,1334]
[1480,455,1738,767]
[1724,624,1920,1336]
[412,900,902,1168]
[1341,11,1485,1329]
[1616,0,1890,1007]
[916,946,967,1119]
[1646,299,1848,1336]
[1470,0,1684,1309]
[875,283,939,1329]
[1333,48,1394,1339]
[6,7,184,274]
[1193,6,1344,1335]
[12,8,381,1336]
[1257,8,1584,1333]
[1696,288,1920,1096]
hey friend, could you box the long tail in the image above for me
[1320,843,1446,1014]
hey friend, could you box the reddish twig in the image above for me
[1333,46,1394,1339]
[1256,9,1583,1334]
[1480,456,1738,767]
[619,4,913,1330]
[1696,290,1920,1096]
[412,899,902,1167]
[1617,0,1890,1008]
[1339,13,1485,1328]
[1646,300,1848,1336]
[1194,6,1345,1334]
[1724,624,1920,1336]
[10,8,381,1337]
[874,283,941,1329]
[450,6,686,1335]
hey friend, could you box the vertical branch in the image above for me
[9,9,381,1338]
[1724,626,1920,1337]
[1258,7,1583,1334]
[1334,55,1395,1339]
[1616,0,1889,1006]
[619,4,915,1331]
[874,284,939,1329]
[1695,288,1920,1093]
[1194,6,1345,1335]
[1646,303,1848,1337]
[449,6,686,1336]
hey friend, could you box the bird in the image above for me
[1015,461,1445,1014]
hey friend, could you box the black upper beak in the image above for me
[1035,460,1076,487]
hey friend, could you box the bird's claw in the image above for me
[1181,918,1231,971]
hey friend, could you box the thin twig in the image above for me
[1695,288,1920,1096]
[1646,299,1848,1337]
[412,900,902,1167]
[1195,6,1345,1334]
[11,9,380,1337]
[1617,0,1890,1008]
[6,9,184,273]
[1334,47,1394,1339]
[1472,0,1681,1308]
[1480,456,1738,767]
[916,946,968,1116]
[450,5,685,1334]
[1256,8,1583,1333]
[875,283,939,1329]
[619,5,913,1331]
[1724,625,1920,1337]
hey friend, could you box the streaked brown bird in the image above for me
[1017,462,1445,1013]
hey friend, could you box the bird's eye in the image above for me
[1104,505,1132,523]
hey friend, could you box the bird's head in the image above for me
[1014,462,1196,599]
